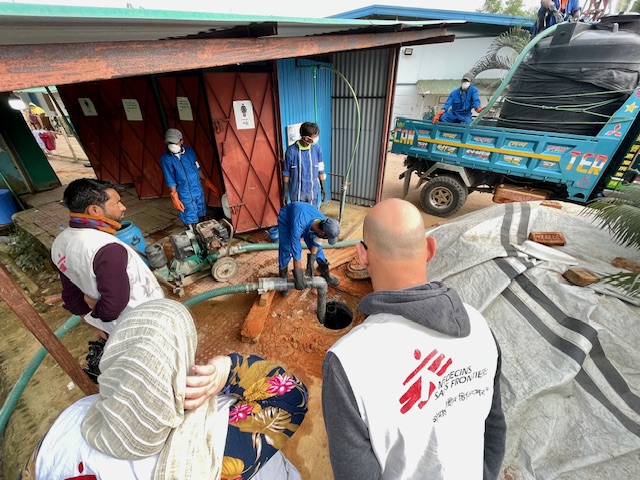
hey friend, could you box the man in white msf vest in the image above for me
[51,178,164,341]
[322,198,506,479]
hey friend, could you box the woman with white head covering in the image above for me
[20,299,308,479]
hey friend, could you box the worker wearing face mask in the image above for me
[159,128,219,227]
[282,122,327,208]
[433,73,484,125]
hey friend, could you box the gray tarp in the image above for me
[427,201,640,479]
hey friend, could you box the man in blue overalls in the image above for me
[278,202,341,295]
[433,73,484,125]
[159,128,218,227]
[282,122,326,208]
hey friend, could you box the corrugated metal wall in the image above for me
[276,58,333,195]
[332,49,393,206]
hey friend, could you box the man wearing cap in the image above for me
[277,201,341,292]
[433,72,484,125]
[159,128,219,227]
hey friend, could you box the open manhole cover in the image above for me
[323,300,353,330]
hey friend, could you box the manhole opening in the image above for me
[323,300,353,330]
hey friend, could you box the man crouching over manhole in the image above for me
[322,198,506,479]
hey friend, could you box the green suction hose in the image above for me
[318,65,362,225]
[0,314,82,437]
[0,238,362,438]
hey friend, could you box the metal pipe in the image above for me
[258,276,328,323]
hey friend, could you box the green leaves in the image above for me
[585,185,640,249]
[584,184,640,298]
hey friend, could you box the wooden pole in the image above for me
[0,264,98,395]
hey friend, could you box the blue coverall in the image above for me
[159,145,206,225]
[440,85,481,124]
[283,141,324,208]
[277,202,328,269]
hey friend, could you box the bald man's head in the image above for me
[363,198,427,260]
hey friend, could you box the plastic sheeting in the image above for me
[427,201,640,479]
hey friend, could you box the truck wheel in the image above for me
[420,176,468,217]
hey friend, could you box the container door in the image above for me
[203,72,281,233]
[58,82,134,185]
[155,74,224,207]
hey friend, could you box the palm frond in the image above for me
[585,185,640,249]
[484,27,531,57]
[600,272,640,298]
[471,55,514,75]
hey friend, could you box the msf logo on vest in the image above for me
[56,253,67,273]
[400,348,452,414]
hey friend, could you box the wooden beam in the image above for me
[0,27,450,91]
[0,264,99,396]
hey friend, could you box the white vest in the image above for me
[36,395,300,480]
[51,228,163,334]
[329,305,498,479]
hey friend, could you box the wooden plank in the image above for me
[240,290,276,343]
[0,264,98,396]
[0,28,450,91]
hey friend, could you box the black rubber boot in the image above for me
[317,260,340,286]
[279,267,291,297]
[305,253,317,278]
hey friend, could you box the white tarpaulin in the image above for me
[427,201,640,479]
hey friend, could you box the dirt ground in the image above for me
[0,140,496,479]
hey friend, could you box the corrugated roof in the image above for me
[0,3,464,45]
[416,78,502,96]
[332,5,533,28]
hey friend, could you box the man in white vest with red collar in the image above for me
[322,198,506,479]
[51,179,163,358]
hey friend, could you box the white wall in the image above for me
[392,30,497,125]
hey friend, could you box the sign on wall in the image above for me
[177,96,193,121]
[122,99,143,121]
[232,100,255,130]
[78,98,97,116]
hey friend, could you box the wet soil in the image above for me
[0,239,370,480]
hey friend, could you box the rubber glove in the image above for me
[281,183,289,205]
[476,106,485,113]
[320,181,327,203]
[170,191,185,212]
[292,268,305,290]
[432,110,445,123]
[306,253,317,278]
[203,178,219,196]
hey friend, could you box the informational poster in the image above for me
[177,97,193,121]
[122,99,143,121]
[78,98,97,116]
[233,100,255,130]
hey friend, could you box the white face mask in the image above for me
[167,144,181,154]
[461,81,471,90]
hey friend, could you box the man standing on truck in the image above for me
[433,72,484,125]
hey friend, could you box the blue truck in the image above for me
[391,20,640,217]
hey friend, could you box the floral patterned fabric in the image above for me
[221,353,308,480]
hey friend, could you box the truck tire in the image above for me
[420,176,468,217]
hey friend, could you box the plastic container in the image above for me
[498,20,640,135]
[0,189,19,226]
[267,226,279,242]
[115,220,149,265]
